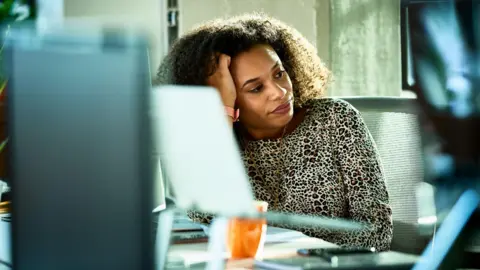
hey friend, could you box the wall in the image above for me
[178,0,401,97]
[63,0,167,74]
[329,0,401,96]
[315,0,331,66]
[64,0,402,96]
[179,0,318,47]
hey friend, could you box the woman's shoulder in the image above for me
[305,98,360,122]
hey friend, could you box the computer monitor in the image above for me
[407,1,480,268]
[4,24,154,270]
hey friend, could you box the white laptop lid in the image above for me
[152,85,255,217]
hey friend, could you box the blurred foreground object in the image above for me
[408,0,480,268]
[0,0,36,185]
[4,22,154,270]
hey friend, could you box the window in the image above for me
[167,0,179,48]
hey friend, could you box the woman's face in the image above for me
[230,44,294,135]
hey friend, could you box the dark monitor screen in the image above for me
[4,25,154,270]
[404,0,479,111]
[405,0,480,162]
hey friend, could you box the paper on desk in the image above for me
[265,226,305,243]
[172,214,204,232]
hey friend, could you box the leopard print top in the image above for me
[188,98,393,251]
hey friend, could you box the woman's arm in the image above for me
[327,100,393,251]
[263,100,392,251]
[186,210,215,225]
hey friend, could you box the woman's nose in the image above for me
[268,83,287,101]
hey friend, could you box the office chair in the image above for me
[340,96,429,254]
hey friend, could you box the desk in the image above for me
[167,230,419,270]
[168,232,334,269]
[1,215,419,270]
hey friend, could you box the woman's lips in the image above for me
[272,101,292,114]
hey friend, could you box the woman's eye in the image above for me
[249,85,263,93]
[275,70,286,79]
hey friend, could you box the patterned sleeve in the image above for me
[324,100,393,251]
[186,210,215,225]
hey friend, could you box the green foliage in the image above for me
[0,0,15,22]
[0,0,36,23]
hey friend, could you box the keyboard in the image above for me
[153,211,209,245]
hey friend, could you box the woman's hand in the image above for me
[206,54,237,108]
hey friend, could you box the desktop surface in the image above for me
[166,218,419,270]
[2,210,420,270]
[255,252,418,270]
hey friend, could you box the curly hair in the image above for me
[155,12,331,107]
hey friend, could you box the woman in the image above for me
[156,13,393,251]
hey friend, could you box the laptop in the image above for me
[5,23,154,270]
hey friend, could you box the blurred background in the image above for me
[62,0,408,98]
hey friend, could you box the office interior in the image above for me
[0,0,479,269]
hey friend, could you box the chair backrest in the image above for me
[340,96,428,254]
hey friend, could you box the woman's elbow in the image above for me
[186,210,214,224]
[372,223,393,251]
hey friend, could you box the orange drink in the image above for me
[226,201,268,259]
